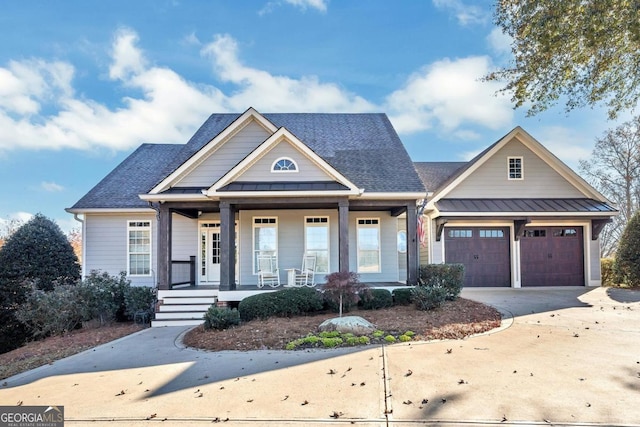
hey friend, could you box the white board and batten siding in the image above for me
[84,213,157,287]
[238,141,333,182]
[447,139,585,199]
[176,121,271,188]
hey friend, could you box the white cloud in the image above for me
[201,34,375,112]
[0,211,34,235]
[41,181,64,192]
[432,0,489,26]
[259,0,328,15]
[487,27,512,58]
[0,29,515,154]
[385,56,513,135]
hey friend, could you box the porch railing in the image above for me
[171,256,196,288]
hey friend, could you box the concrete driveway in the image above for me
[1,286,639,426]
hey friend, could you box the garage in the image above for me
[444,227,511,287]
[520,226,584,286]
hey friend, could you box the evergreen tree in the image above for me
[615,211,640,287]
[0,213,80,291]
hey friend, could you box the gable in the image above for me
[447,137,585,199]
[235,139,334,182]
[175,120,271,188]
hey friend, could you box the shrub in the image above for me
[399,334,412,342]
[412,286,447,311]
[359,288,393,310]
[384,335,396,343]
[392,288,412,306]
[238,287,323,321]
[372,330,385,338]
[323,271,370,316]
[0,214,80,291]
[321,337,343,347]
[124,286,156,319]
[76,271,131,324]
[601,258,623,287]
[0,277,31,353]
[615,211,640,287]
[419,264,464,300]
[203,306,240,330]
[16,285,84,338]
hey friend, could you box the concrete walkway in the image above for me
[1,287,639,426]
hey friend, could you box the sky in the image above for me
[0,0,631,234]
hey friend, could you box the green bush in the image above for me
[359,288,393,310]
[384,335,396,343]
[80,271,130,322]
[0,214,80,292]
[615,211,640,287]
[0,277,31,353]
[238,287,323,321]
[392,288,412,306]
[124,286,156,319]
[203,306,240,330]
[16,285,84,338]
[321,337,343,347]
[412,286,447,311]
[419,264,464,300]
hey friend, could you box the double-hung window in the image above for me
[128,221,151,276]
[357,218,381,273]
[305,217,329,274]
[253,217,278,274]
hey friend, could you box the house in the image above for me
[67,110,617,326]
[67,108,426,325]
[414,126,617,288]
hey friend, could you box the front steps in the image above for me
[152,289,218,327]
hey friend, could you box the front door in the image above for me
[201,223,221,283]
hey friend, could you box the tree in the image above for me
[487,1,640,119]
[0,213,80,291]
[0,217,24,250]
[615,210,640,286]
[579,117,640,256]
[67,227,83,264]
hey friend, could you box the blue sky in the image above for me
[0,0,629,233]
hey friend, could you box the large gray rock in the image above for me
[318,316,377,335]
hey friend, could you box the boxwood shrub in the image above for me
[238,287,324,321]
[411,285,447,311]
[392,288,412,306]
[203,306,240,330]
[359,288,393,310]
[419,264,464,301]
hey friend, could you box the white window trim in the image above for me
[357,218,381,274]
[271,157,299,173]
[252,216,278,274]
[304,216,330,274]
[507,156,524,180]
[127,220,152,277]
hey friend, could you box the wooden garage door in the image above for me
[445,227,511,287]
[520,227,584,286]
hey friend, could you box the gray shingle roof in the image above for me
[70,112,425,209]
[413,162,467,192]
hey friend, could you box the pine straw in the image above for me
[183,298,502,351]
[0,322,145,381]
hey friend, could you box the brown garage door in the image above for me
[520,227,584,286]
[445,227,511,287]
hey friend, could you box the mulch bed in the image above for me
[183,298,502,351]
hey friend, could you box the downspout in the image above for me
[72,213,86,278]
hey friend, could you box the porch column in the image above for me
[338,199,349,274]
[406,203,418,285]
[157,204,172,290]
[219,201,236,291]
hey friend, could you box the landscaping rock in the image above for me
[318,316,376,335]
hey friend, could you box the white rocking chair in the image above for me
[257,255,281,288]
[295,254,317,287]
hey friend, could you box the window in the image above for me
[305,217,329,273]
[397,230,407,253]
[524,229,546,237]
[128,221,151,276]
[253,217,277,274]
[357,219,381,273]
[448,229,472,238]
[272,157,298,172]
[508,157,523,180]
[553,228,577,237]
[480,229,504,238]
